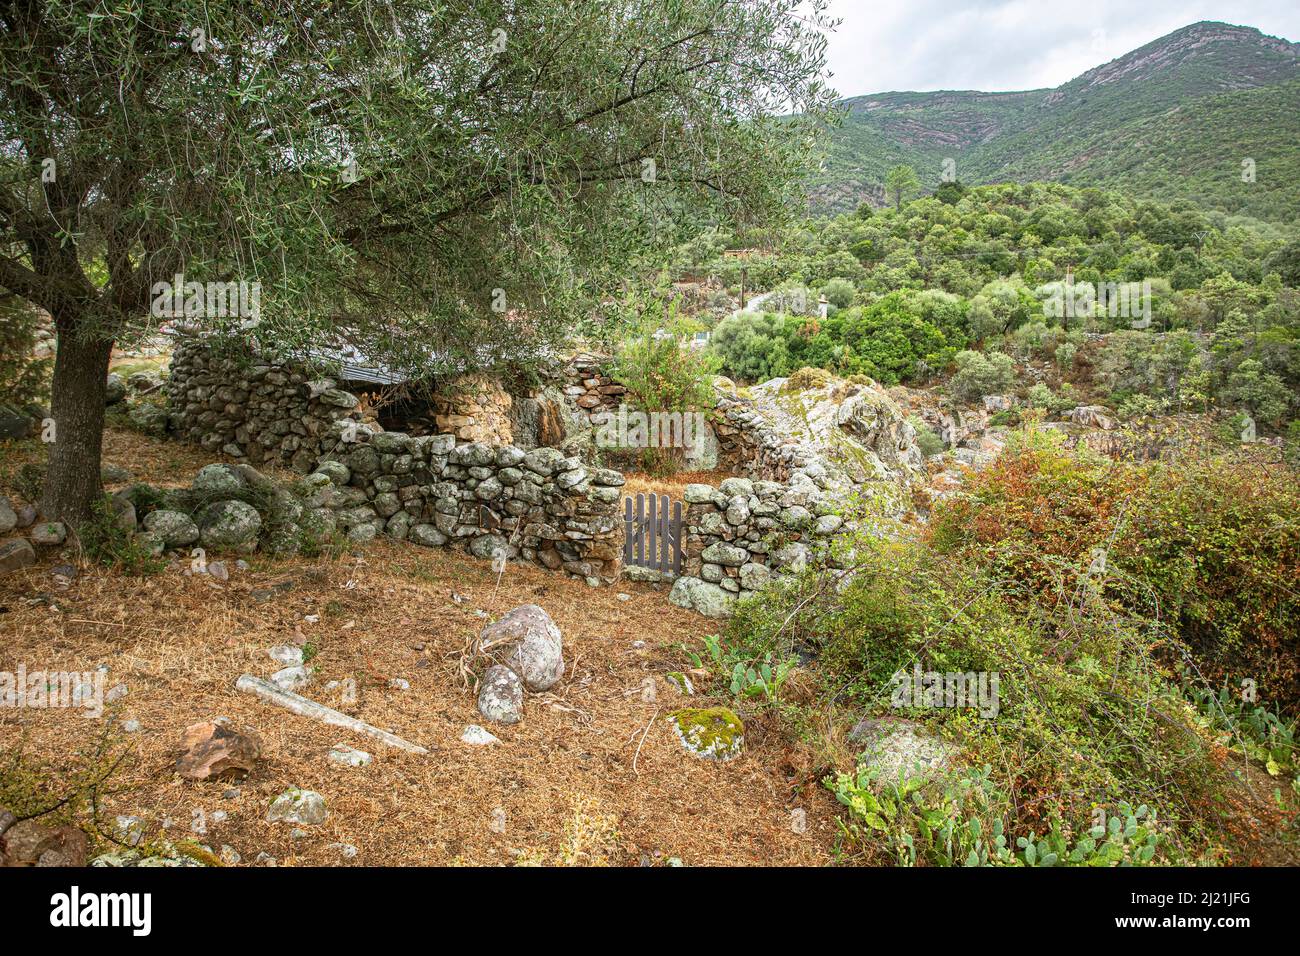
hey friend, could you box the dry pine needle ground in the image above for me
[1,432,838,866]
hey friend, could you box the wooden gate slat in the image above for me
[623,492,685,574]
[635,493,645,566]
[623,496,633,565]
[659,495,669,572]
[647,493,658,571]
[672,500,682,574]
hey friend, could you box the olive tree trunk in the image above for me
[40,323,114,530]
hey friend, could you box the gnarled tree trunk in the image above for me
[40,321,114,530]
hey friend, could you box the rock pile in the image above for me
[0,497,40,577]
[559,352,625,418]
[475,604,565,725]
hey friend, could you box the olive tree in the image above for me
[0,0,835,527]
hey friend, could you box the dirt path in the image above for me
[0,532,839,866]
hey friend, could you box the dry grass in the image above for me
[1,426,301,500]
[0,537,839,867]
[620,468,736,501]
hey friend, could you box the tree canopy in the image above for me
[0,0,836,523]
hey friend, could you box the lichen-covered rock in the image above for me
[739,562,771,591]
[468,533,508,560]
[104,372,127,405]
[266,787,328,825]
[718,477,754,497]
[192,463,247,496]
[461,724,501,745]
[408,524,449,548]
[127,401,170,436]
[313,460,351,485]
[127,370,164,392]
[668,576,735,618]
[668,707,744,761]
[30,521,67,546]
[477,664,524,724]
[683,483,715,504]
[197,499,262,551]
[0,497,16,534]
[849,718,957,785]
[700,542,747,567]
[480,603,564,692]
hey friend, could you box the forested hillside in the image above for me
[674,181,1300,431]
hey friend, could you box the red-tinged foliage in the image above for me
[930,434,1300,716]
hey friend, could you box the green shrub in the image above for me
[738,531,1218,863]
[907,415,945,456]
[934,437,1300,718]
[710,310,791,383]
[820,277,856,310]
[949,350,1014,402]
[608,299,720,475]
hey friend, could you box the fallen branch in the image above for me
[234,674,428,755]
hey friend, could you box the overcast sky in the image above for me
[821,0,1300,96]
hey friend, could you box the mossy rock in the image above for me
[667,707,744,761]
[779,367,834,394]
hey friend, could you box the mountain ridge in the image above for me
[812,21,1300,219]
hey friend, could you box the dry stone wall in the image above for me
[165,338,623,583]
[427,372,515,444]
[166,338,365,472]
[667,474,847,617]
[310,430,624,583]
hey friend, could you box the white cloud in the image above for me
[821,0,1300,95]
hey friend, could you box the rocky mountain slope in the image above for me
[812,22,1300,220]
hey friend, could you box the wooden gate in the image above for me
[623,493,683,574]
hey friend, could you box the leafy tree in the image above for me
[885,164,920,211]
[1266,239,1300,288]
[933,180,967,206]
[1224,359,1291,425]
[949,350,1014,402]
[710,311,790,383]
[820,277,855,310]
[0,0,834,527]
